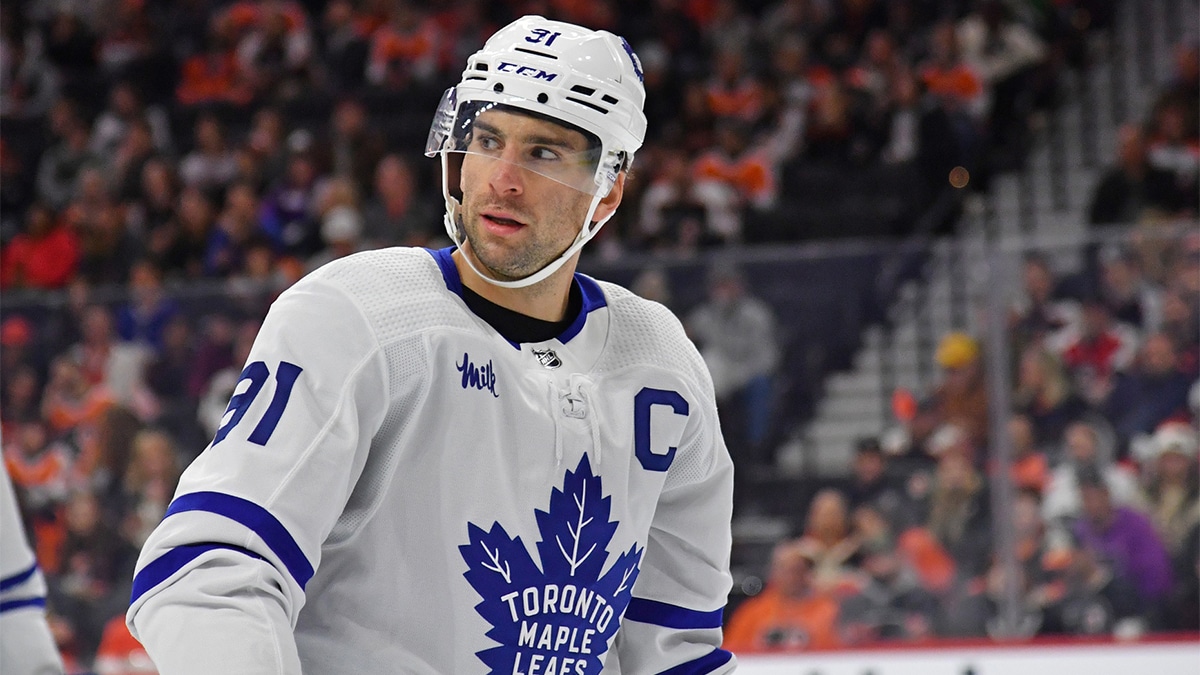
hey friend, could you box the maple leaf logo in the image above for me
[460,455,643,674]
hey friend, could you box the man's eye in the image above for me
[531,147,560,161]
[477,136,500,150]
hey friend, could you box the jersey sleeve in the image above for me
[126,272,390,674]
[1,461,65,675]
[614,327,736,674]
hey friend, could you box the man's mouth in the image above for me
[480,210,528,232]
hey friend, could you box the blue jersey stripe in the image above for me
[624,597,724,629]
[165,492,314,588]
[0,562,38,592]
[130,542,267,605]
[427,247,463,296]
[558,274,607,344]
[0,596,46,614]
[657,648,733,675]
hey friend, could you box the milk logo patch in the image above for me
[459,455,642,674]
[457,352,499,398]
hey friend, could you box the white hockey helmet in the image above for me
[425,15,647,288]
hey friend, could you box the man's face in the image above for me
[457,109,599,282]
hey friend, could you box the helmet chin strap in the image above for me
[440,153,612,290]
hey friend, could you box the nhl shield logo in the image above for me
[532,348,562,369]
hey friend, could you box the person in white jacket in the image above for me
[127,15,735,675]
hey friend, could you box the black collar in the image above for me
[460,281,583,344]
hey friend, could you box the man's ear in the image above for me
[592,172,627,223]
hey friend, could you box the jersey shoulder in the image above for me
[592,279,714,397]
[299,247,475,346]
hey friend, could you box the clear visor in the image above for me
[425,88,620,197]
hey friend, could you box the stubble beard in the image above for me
[459,196,583,283]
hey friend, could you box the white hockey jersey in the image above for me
[127,247,736,674]
[1,460,65,675]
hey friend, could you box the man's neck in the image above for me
[452,248,575,322]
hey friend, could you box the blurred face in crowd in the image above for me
[1161,290,1193,326]
[111,83,139,117]
[123,121,154,158]
[1173,247,1200,297]
[1157,449,1192,486]
[250,108,284,154]
[1155,104,1187,143]
[76,167,110,206]
[807,489,848,540]
[81,306,114,345]
[226,181,262,223]
[6,366,39,409]
[132,431,177,482]
[1079,482,1113,527]
[141,159,175,205]
[1141,333,1178,376]
[325,0,354,29]
[853,504,889,542]
[1012,490,1043,539]
[865,30,894,67]
[287,154,316,188]
[1101,256,1136,297]
[771,37,807,79]
[1064,422,1099,465]
[196,116,225,153]
[376,154,416,203]
[890,68,919,107]
[1008,414,1035,457]
[334,100,367,137]
[936,451,975,492]
[18,420,47,456]
[161,316,192,353]
[769,544,814,598]
[49,358,86,397]
[1022,258,1053,303]
[25,203,55,237]
[1116,125,1146,170]
[1080,301,1111,338]
[130,261,164,305]
[929,21,958,65]
[854,448,885,484]
[65,491,101,535]
[179,187,214,236]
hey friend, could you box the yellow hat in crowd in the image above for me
[936,332,979,369]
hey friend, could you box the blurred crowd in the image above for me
[0,0,1194,670]
[728,227,1199,651]
[1,0,1108,291]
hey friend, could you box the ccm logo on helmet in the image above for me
[496,62,558,81]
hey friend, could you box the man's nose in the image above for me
[487,154,525,195]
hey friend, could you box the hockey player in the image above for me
[126,15,736,674]
[1,461,65,674]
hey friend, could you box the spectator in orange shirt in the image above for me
[41,356,115,439]
[1,202,80,290]
[366,3,441,89]
[919,21,986,117]
[705,46,764,123]
[723,540,843,652]
[4,418,73,572]
[176,21,254,107]
[693,118,777,213]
